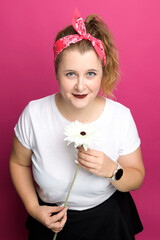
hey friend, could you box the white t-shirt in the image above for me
[14,94,140,210]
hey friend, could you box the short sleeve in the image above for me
[14,104,32,149]
[119,110,141,156]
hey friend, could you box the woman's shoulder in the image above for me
[22,94,56,119]
[29,94,55,105]
[105,97,131,114]
[102,97,133,125]
[27,94,55,111]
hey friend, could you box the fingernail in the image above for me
[75,160,79,164]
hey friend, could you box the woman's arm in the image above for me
[109,147,145,192]
[10,135,39,213]
[78,146,145,192]
[10,135,68,233]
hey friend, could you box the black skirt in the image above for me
[26,191,143,240]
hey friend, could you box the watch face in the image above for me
[115,169,123,180]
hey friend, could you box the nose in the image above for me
[75,76,86,92]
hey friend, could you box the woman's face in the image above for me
[56,48,103,111]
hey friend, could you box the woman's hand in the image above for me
[77,147,117,178]
[31,205,68,233]
[10,135,68,233]
[78,146,145,192]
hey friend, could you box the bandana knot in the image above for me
[54,9,106,65]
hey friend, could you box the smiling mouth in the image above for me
[72,94,88,99]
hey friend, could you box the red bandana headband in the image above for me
[53,9,106,65]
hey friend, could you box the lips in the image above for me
[73,94,88,99]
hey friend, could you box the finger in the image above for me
[79,148,99,156]
[78,157,97,169]
[51,207,68,222]
[56,212,67,227]
[78,152,98,166]
[78,161,97,173]
[79,148,92,156]
[51,212,67,232]
[78,151,94,162]
[49,205,64,215]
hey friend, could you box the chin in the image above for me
[71,100,93,110]
[65,93,96,109]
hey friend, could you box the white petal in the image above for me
[64,120,99,151]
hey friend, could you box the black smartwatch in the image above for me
[109,163,123,181]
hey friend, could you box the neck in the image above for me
[55,93,103,123]
[64,106,94,123]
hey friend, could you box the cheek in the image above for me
[59,80,73,93]
[91,78,102,91]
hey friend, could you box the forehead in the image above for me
[58,49,102,70]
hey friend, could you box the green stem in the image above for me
[64,163,79,207]
[53,164,79,240]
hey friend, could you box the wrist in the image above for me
[109,162,123,181]
[104,161,117,178]
[107,160,117,178]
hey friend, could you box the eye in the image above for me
[66,72,75,77]
[87,72,96,77]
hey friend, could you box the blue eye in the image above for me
[87,72,96,77]
[66,72,75,77]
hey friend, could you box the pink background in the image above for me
[1,0,160,239]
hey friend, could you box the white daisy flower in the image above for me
[53,121,99,240]
[64,120,99,151]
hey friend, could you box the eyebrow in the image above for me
[63,69,99,72]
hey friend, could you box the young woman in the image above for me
[10,9,145,240]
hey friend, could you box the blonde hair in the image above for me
[54,14,119,98]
